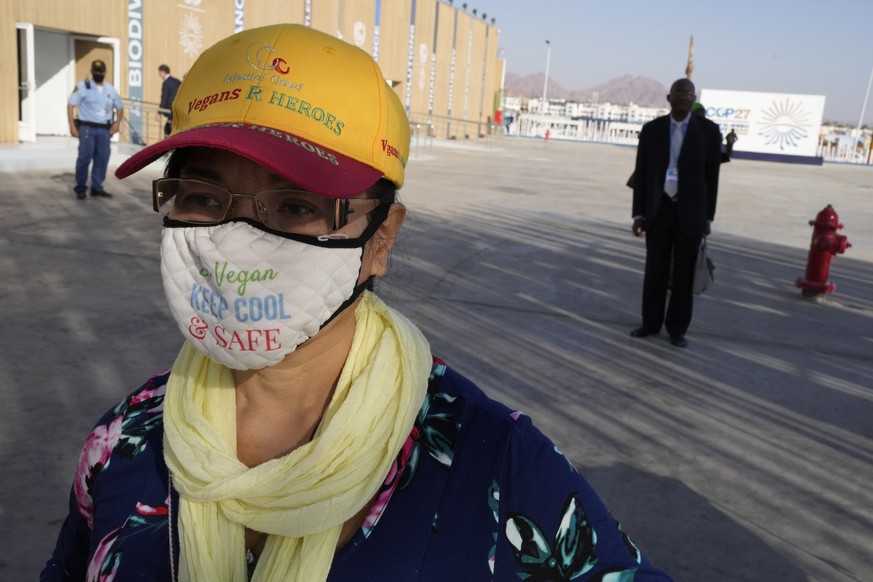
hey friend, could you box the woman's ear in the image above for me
[367,203,406,277]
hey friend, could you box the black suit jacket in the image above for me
[160,76,182,119]
[632,114,722,236]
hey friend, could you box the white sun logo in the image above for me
[179,13,204,58]
[353,22,366,47]
[758,98,812,151]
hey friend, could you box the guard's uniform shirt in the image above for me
[68,80,124,124]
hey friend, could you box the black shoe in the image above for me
[89,189,113,198]
[630,326,658,338]
[669,334,688,348]
[75,189,86,200]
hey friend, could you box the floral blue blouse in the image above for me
[42,357,672,581]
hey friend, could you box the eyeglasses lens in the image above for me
[257,191,334,234]
[158,179,230,223]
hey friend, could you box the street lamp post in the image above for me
[855,63,873,163]
[856,64,873,136]
[542,39,551,115]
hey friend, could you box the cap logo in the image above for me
[187,88,242,114]
[381,139,406,167]
[245,86,345,136]
[246,42,290,75]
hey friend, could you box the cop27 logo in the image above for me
[758,98,812,151]
[246,41,290,75]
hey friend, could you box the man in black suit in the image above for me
[630,78,721,347]
[157,64,182,138]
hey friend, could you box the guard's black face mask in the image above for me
[92,73,105,83]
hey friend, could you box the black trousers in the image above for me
[641,196,702,336]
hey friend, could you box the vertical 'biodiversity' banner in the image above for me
[128,0,144,145]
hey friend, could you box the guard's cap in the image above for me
[116,24,410,198]
[91,60,107,72]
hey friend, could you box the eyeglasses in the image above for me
[152,178,382,236]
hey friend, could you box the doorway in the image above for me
[16,23,35,142]
[15,24,119,140]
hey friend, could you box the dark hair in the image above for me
[366,178,397,205]
[164,148,188,178]
[158,64,171,74]
[670,78,695,94]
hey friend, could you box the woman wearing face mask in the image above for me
[42,24,672,582]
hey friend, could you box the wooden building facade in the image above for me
[2,0,502,144]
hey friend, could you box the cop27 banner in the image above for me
[699,89,826,158]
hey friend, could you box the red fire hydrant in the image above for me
[795,205,851,298]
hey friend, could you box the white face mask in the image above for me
[160,220,368,370]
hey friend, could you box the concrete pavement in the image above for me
[1,136,871,580]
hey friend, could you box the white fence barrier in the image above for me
[511,113,873,165]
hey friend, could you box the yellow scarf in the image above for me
[163,292,431,581]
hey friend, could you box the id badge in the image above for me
[666,167,678,184]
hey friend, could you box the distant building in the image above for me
[507,96,666,124]
[502,96,667,143]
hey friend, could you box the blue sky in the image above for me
[463,0,873,125]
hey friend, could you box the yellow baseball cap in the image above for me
[116,24,409,198]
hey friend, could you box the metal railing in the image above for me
[817,137,873,165]
[408,112,503,142]
[119,98,170,148]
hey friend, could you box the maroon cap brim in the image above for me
[115,124,382,199]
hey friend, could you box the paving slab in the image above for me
[1,136,871,580]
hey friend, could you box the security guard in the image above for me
[67,59,125,199]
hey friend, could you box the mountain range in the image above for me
[504,72,668,107]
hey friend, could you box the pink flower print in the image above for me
[75,416,123,527]
[128,384,166,411]
[86,527,122,582]
[135,502,169,517]
[363,430,418,535]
